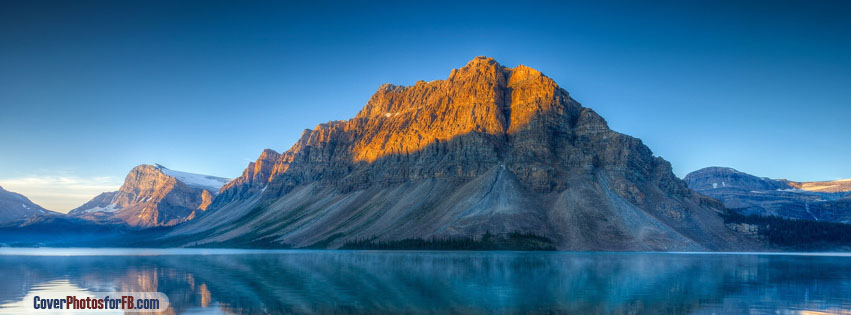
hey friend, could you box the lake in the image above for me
[1,249,850,314]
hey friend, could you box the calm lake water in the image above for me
[0,249,850,314]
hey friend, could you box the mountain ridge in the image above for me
[0,185,60,224]
[685,166,851,193]
[684,167,851,223]
[163,57,756,251]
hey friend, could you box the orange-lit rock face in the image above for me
[71,165,221,227]
[113,165,179,208]
[350,58,566,163]
[184,57,753,251]
[352,57,510,163]
[214,57,684,205]
[111,165,212,227]
[216,149,281,202]
[198,190,214,211]
[213,57,577,205]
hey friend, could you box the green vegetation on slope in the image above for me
[723,211,851,249]
[340,231,556,251]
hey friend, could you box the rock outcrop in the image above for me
[166,57,756,250]
[0,186,58,224]
[70,165,230,227]
[786,179,851,193]
[685,167,851,223]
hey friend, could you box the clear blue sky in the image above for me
[1,0,849,212]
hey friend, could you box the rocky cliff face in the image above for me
[70,165,230,227]
[685,167,851,223]
[168,57,756,250]
[0,186,58,224]
[684,167,791,191]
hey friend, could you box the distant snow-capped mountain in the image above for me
[69,164,231,227]
[685,167,851,223]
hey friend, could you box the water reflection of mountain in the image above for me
[1,252,850,314]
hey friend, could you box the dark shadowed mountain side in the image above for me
[0,215,134,246]
[0,186,59,224]
[68,164,230,227]
[685,167,851,223]
[721,212,851,251]
[156,57,760,251]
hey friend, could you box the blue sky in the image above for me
[1,0,849,212]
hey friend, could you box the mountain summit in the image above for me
[70,164,230,227]
[166,57,755,250]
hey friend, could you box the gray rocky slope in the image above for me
[162,57,758,250]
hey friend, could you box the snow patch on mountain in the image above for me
[155,164,231,193]
[82,204,119,213]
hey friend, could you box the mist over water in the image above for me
[1,249,850,314]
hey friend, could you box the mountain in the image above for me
[0,186,58,224]
[69,164,230,227]
[684,167,851,223]
[161,57,756,251]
